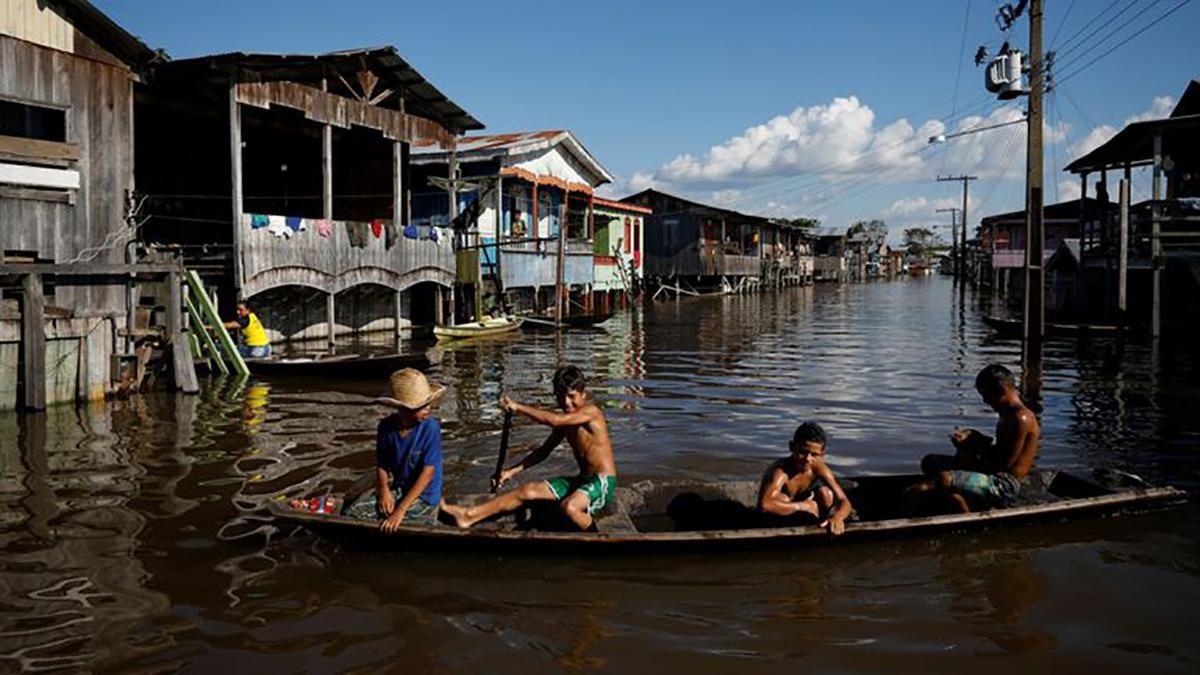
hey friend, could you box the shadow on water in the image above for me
[0,278,1198,672]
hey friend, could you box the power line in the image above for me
[1053,0,1190,88]
[943,0,975,182]
[1049,0,1079,47]
[1051,0,1124,53]
[1055,0,1157,62]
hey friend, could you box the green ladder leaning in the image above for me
[182,269,250,377]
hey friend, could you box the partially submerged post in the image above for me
[1118,179,1130,328]
[20,273,46,410]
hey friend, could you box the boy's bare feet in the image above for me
[795,494,820,517]
[439,502,473,528]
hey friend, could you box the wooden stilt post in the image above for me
[323,125,334,220]
[326,291,336,351]
[20,273,46,410]
[555,192,567,328]
[229,81,245,293]
[1151,131,1163,338]
[394,289,404,342]
[167,271,199,394]
[434,285,444,325]
[1118,179,1130,328]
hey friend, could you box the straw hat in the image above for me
[375,368,445,410]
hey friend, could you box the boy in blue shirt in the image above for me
[291,368,445,532]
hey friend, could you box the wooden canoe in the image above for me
[982,315,1121,337]
[267,470,1186,552]
[433,316,524,341]
[245,350,438,377]
[521,312,614,330]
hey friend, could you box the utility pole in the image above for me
[937,175,977,279]
[984,0,1043,398]
[936,207,960,274]
[1023,0,1045,350]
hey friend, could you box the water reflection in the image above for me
[0,278,1197,672]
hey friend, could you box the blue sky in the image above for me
[101,0,1199,241]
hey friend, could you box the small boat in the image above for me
[433,316,523,341]
[521,312,614,330]
[245,350,439,377]
[982,315,1121,337]
[267,470,1185,552]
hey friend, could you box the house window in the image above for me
[0,100,67,141]
[624,216,632,253]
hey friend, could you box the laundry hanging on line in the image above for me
[267,215,291,239]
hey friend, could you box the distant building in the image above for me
[979,198,1114,301]
[621,189,807,293]
[410,130,613,318]
[812,229,849,283]
[591,198,649,312]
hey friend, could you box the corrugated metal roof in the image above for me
[1065,80,1200,174]
[412,129,614,184]
[55,0,157,67]
[619,188,771,223]
[154,46,483,134]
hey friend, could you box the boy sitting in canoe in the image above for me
[289,368,444,533]
[905,364,1040,513]
[758,421,853,535]
[441,366,617,531]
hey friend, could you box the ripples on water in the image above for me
[0,278,1197,673]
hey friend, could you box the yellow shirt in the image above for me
[242,312,269,347]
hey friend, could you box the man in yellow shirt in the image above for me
[224,301,272,358]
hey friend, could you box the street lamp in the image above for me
[928,115,1027,145]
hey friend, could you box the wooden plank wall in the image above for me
[0,34,134,314]
[0,0,74,53]
[498,245,593,289]
[239,216,455,297]
[236,82,455,148]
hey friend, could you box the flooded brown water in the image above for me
[2,277,1198,674]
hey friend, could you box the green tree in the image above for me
[904,227,935,258]
[848,219,888,249]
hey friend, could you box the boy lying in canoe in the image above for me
[289,368,445,533]
[441,366,617,531]
[758,422,853,535]
[905,364,1040,513]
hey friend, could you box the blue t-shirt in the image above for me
[376,416,443,506]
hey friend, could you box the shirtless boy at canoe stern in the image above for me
[441,366,617,531]
[906,364,1041,513]
[758,422,853,536]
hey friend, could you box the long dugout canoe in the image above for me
[268,470,1187,552]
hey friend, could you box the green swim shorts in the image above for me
[545,474,617,515]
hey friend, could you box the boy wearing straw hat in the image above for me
[290,368,445,532]
[441,366,617,531]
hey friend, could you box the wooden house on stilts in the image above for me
[1,0,157,409]
[409,130,613,320]
[135,48,483,344]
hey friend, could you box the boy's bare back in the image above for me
[994,401,1040,480]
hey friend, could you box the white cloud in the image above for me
[619,95,1036,217]
[1128,96,1176,123]
[1068,95,1175,161]
[710,189,742,206]
[886,196,973,219]
[1058,178,1082,201]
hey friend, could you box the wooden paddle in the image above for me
[491,409,514,493]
